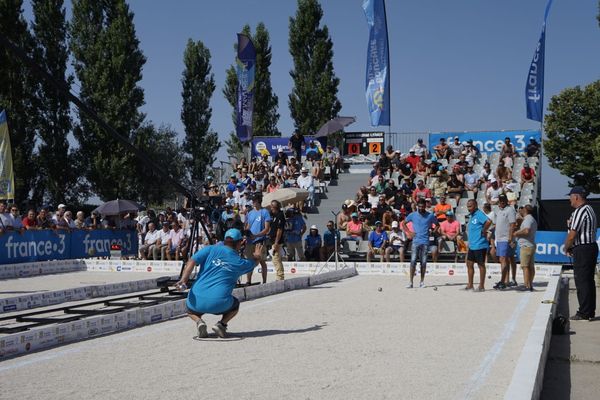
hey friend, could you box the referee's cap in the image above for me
[566,186,587,197]
[224,229,243,241]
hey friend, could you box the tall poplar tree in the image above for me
[31,0,80,204]
[70,0,146,201]
[223,23,280,159]
[0,0,38,202]
[181,39,220,184]
[288,0,341,135]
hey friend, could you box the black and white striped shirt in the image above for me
[569,204,597,246]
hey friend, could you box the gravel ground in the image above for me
[0,275,546,400]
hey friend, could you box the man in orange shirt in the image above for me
[433,195,452,222]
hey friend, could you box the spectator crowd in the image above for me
[0,134,542,290]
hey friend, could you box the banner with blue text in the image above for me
[0,230,138,264]
[236,34,256,143]
[429,130,541,154]
[363,0,390,126]
[526,0,554,122]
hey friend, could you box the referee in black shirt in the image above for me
[564,186,599,321]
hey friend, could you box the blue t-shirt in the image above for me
[186,245,256,314]
[369,230,388,248]
[285,215,305,243]
[304,234,322,250]
[323,229,339,246]
[405,211,438,245]
[247,208,271,243]
[467,209,490,250]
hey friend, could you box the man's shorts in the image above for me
[186,296,240,316]
[520,246,535,269]
[496,241,514,258]
[467,248,487,264]
[387,245,404,254]
[371,247,385,255]
[244,241,267,261]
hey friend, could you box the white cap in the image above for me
[278,148,283,152]
[310,225,318,230]
[490,177,497,183]
[57,204,66,209]
[301,167,308,172]
[392,221,399,228]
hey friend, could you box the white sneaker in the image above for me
[419,281,425,288]
[212,321,228,338]
[406,283,413,289]
[196,319,208,338]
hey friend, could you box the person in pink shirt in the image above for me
[438,211,462,246]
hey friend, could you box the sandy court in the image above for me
[0,271,175,300]
[0,270,298,300]
[0,274,547,400]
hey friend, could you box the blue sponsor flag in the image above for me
[363,0,390,126]
[236,34,256,143]
[526,0,554,122]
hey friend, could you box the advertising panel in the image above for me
[251,136,326,158]
[428,130,541,154]
[0,229,138,265]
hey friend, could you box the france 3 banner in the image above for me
[0,230,138,264]
[526,0,554,122]
[236,33,256,143]
[363,0,390,126]
[532,229,600,263]
[429,130,541,154]
[251,136,327,158]
[0,110,16,200]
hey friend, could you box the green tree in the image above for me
[288,0,341,135]
[133,123,186,205]
[0,0,38,202]
[223,23,280,159]
[181,39,220,184]
[70,0,146,201]
[31,0,83,204]
[544,80,600,193]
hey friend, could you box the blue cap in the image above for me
[566,186,587,197]
[224,228,242,241]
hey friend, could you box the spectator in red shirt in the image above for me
[406,150,420,171]
[22,209,38,230]
[520,162,536,188]
[412,179,432,203]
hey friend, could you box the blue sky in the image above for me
[25,0,600,198]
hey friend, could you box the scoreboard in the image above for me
[344,131,384,156]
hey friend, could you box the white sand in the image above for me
[0,275,546,400]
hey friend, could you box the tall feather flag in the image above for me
[236,33,256,143]
[526,0,554,122]
[363,0,390,126]
[0,110,15,200]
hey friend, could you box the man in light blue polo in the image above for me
[465,199,492,292]
[244,195,271,285]
[176,229,263,338]
[402,198,439,288]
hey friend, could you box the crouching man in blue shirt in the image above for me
[175,228,263,338]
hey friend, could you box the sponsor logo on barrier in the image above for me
[3,304,16,312]
[151,313,163,322]
[291,267,296,274]
[116,266,122,272]
[147,266,152,272]
[448,269,454,276]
